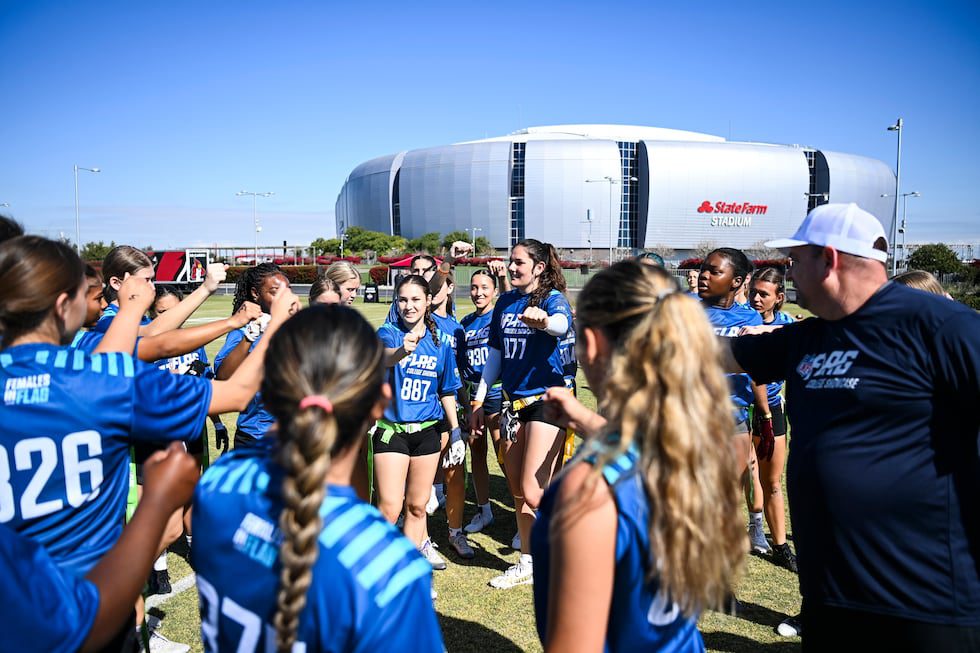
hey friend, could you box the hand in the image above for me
[443,427,466,468]
[141,442,199,513]
[229,301,263,329]
[543,387,599,434]
[117,273,155,314]
[469,404,485,434]
[202,263,229,293]
[450,240,474,258]
[402,331,420,354]
[268,288,301,325]
[487,259,507,277]
[213,421,229,454]
[754,416,775,462]
[519,306,549,330]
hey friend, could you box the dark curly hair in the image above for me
[232,263,285,313]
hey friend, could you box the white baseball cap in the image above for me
[766,203,889,263]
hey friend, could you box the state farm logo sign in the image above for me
[697,200,767,227]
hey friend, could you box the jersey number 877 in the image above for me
[0,431,103,522]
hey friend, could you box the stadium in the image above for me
[335,124,896,259]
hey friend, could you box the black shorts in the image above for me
[234,429,261,450]
[133,430,204,484]
[752,399,788,437]
[515,399,565,430]
[373,424,441,457]
[436,415,451,434]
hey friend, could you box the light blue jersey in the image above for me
[215,329,273,439]
[378,322,461,424]
[701,301,763,424]
[487,289,574,399]
[71,302,150,354]
[762,310,794,405]
[0,343,210,575]
[192,444,443,653]
[532,438,703,652]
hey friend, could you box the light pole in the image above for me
[236,191,274,264]
[580,209,593,264]
[73,165,101,253]
[586,175,638,265]
[465,227,482,254]
[881,191,921,269]
[887,118,903,275]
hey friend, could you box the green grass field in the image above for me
[154,295,805,652]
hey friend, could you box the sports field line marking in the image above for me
[146,571,197,610]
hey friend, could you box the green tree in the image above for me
[309,237,342,256]
[907,243,963,275]
[474,236,493,254]
[80,240,115,261]
[344,226,398,254]
[442,230,471,251]
[408,232,441,253]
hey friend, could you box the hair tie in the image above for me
[299,395,333,413]
[656,288,677,301]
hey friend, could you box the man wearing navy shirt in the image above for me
[731,204,980,651]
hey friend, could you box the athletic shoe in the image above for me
[431,586,438,601]
[449,532,475,559]
[773,543,798,573]
[144,630,190,653]
[147,569,171,595]
[748,520,771,554]
[776,615,802,637]
[511,531,521,550]
[464,510,494,534]
[425,487,439,515]
[420,538,447,571]
[489,558,534,589]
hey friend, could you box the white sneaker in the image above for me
[449,531,475,559]
[489,557,534,589]
[420,538,447,570]
[511,531,521,550]
[146,630,190,653]
[464,510,494,534]
[425,487,439,515]
[431,586,438,601]
[776,615,802,637]
[748,519,771,554]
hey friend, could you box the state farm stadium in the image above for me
[335,124,895,258]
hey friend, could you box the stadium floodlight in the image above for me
[73,165,101,254]
[236,191,274,264]
[886,118,903,275]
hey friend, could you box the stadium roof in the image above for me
[459,124,726,145]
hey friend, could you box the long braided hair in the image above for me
[232,263,284,313]
[396,274,440,347]
[262,305,385,652]
[564,261,744,615]
[516,238,566,308]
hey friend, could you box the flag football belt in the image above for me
[500,392,545,443]
[372,418,438,444]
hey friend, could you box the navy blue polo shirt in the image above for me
[733,282,980,625]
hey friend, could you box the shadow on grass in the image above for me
[702,631,801,652]
[439,614,524,652]
[735,599,793,628]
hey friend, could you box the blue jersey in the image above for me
[761,311,794,405]
[532,438,703,652]
[701,300,763,423]
[733,283,980,625]
[488,290,574,399]
[460,310,503,402]
[215,329,273,439]
[156,346,213,377]
[71,302,151,354]
[378,323,460,424]
[192,444,443,653]
[432,312,464,354]
[0,525,99,653]
[0,343,211,575]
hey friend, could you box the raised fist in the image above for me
[519,306,549,330]
[403,331,420,354]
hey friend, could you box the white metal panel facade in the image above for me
[642,141,810,249]
[822,150,896,235]
[335,152,403,236]
[398,142,511,245]
[523,140,621,248]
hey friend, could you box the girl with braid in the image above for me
[215,263,291,448]
[192,305,442,653]
[470,238,575,589]
[534,261,744,651]
[375,275,461,578]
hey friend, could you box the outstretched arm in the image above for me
[136,302,261,362]
[140,263,227,337]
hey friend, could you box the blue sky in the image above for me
[1,0,978,249]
